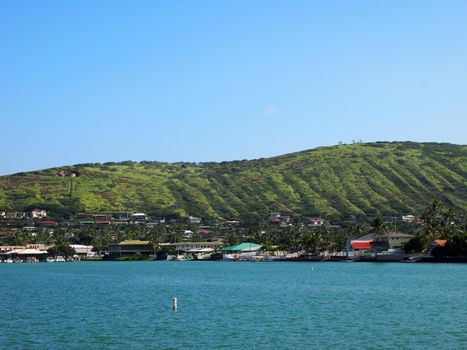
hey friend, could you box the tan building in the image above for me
[351,232,415,250]
[108,240,153,257]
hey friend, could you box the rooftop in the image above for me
[118,240,151,245]
[356,232,415,240]
[221,242,264,252]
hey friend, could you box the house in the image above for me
[31,209,47,219]
[26,243,51,251]
[95,220,111,225]
[350,232,415,250]
[225,220,240,225]
[188,216,201,224]
[171,241,223,253]
[307,216,328,227]
[428,239,447,253]
[267,213,292,224]
[402,215,416,223]
[40,220,59,227]
[91,213,112,219]
[183,230,194,238]
[112,212,129,220]
[70,244,95,257]
[57,169,80,177]
[220,242,264,254]
[0,245,25,253]
[5,212,26,219]
[79,220,95,226]
[0,229,18,237]
[267,212,282,223]
[131,213,148,224]
[108,240,153,257]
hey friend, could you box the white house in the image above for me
[131,213,148,223]
[172,241,222,252]
[70,245,95,257]
[31,209,47,219]
[188,216,201,224]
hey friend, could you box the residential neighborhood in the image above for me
[1,202,464,263]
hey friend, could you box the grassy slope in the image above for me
[0,142,465,221]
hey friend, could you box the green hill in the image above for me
[0,142,465,221]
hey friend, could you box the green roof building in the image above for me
[220,242,264,253]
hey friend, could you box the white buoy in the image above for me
[172,297,178,312]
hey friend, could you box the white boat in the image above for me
[46,257,56,263]
[223,254,238,261]
[55,256,66,262]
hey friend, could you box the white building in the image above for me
[188,216,201,224]
[402,215,416,223]
[131,213,148,223]
[31,209,47,219]
[172,241,222,252]
[308,216,328,227]
[70,245,95,257]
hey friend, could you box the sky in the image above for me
[1,0,466,175]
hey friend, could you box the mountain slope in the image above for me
[0,142,465,221]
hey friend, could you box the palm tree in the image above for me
[421,199,443,231]
[370,216,389,257]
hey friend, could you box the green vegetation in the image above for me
[0,142,465,221]
[404,200,467,255]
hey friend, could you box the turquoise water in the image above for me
[1,262,466,349]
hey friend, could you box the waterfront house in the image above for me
[428,239,447,253]
[350,232,415,251]
[171,241,222,253]
[108,240,153,257]
[70,245,95,257]
[220,242,265,260]
[220,242,264,254]
[0,245,25,253]
[0,246,48,261]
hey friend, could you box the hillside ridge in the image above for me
[1,141,465,221]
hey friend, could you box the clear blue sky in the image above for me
[1,0,466,175]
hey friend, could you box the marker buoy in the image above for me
[172,297,178,312]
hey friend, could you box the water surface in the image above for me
[1,262,466,349]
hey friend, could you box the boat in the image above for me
[170,254,193,261]
[223,254,238,261]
